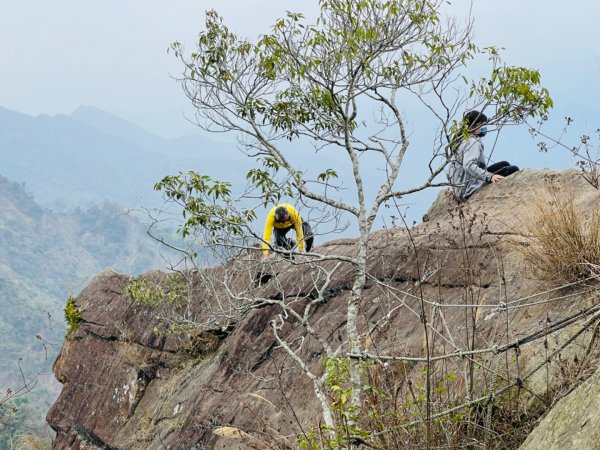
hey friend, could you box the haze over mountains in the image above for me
[0,105,250,210]
[0,105,430,226]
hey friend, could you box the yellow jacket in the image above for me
[262,204,304,254]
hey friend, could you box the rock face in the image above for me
[47,169,600,449]
[519,367,600,450]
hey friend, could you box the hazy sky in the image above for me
[1,0,598,139]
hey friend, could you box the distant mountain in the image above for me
[0,106,251,210]
[70,105,166,153]
[71,105,251,161]
[0,171,172,358]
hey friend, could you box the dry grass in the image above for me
[517,187,600,285]
[16,435,51,450]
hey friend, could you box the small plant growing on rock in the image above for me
[64,296,83,337]
[124,273,202,338]
[124,274,187,308]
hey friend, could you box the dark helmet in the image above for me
[274,206,289,222]
[463,110,488,129]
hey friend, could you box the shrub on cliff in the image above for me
[64,297,83,337]
[519,187,600,285]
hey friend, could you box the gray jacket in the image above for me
[447,137,492,200]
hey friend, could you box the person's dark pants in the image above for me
[274,222,314,253]
[487,161,519,177]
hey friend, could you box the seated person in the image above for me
[447,110,519,200]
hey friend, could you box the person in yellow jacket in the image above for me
[261,204,313,257]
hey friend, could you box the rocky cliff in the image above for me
[46,169,600,449]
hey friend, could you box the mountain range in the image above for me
[0,105,251,210]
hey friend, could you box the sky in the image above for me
[0,0,599,220]
[1,0,598,136]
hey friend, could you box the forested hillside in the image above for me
[0,174,173,444]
